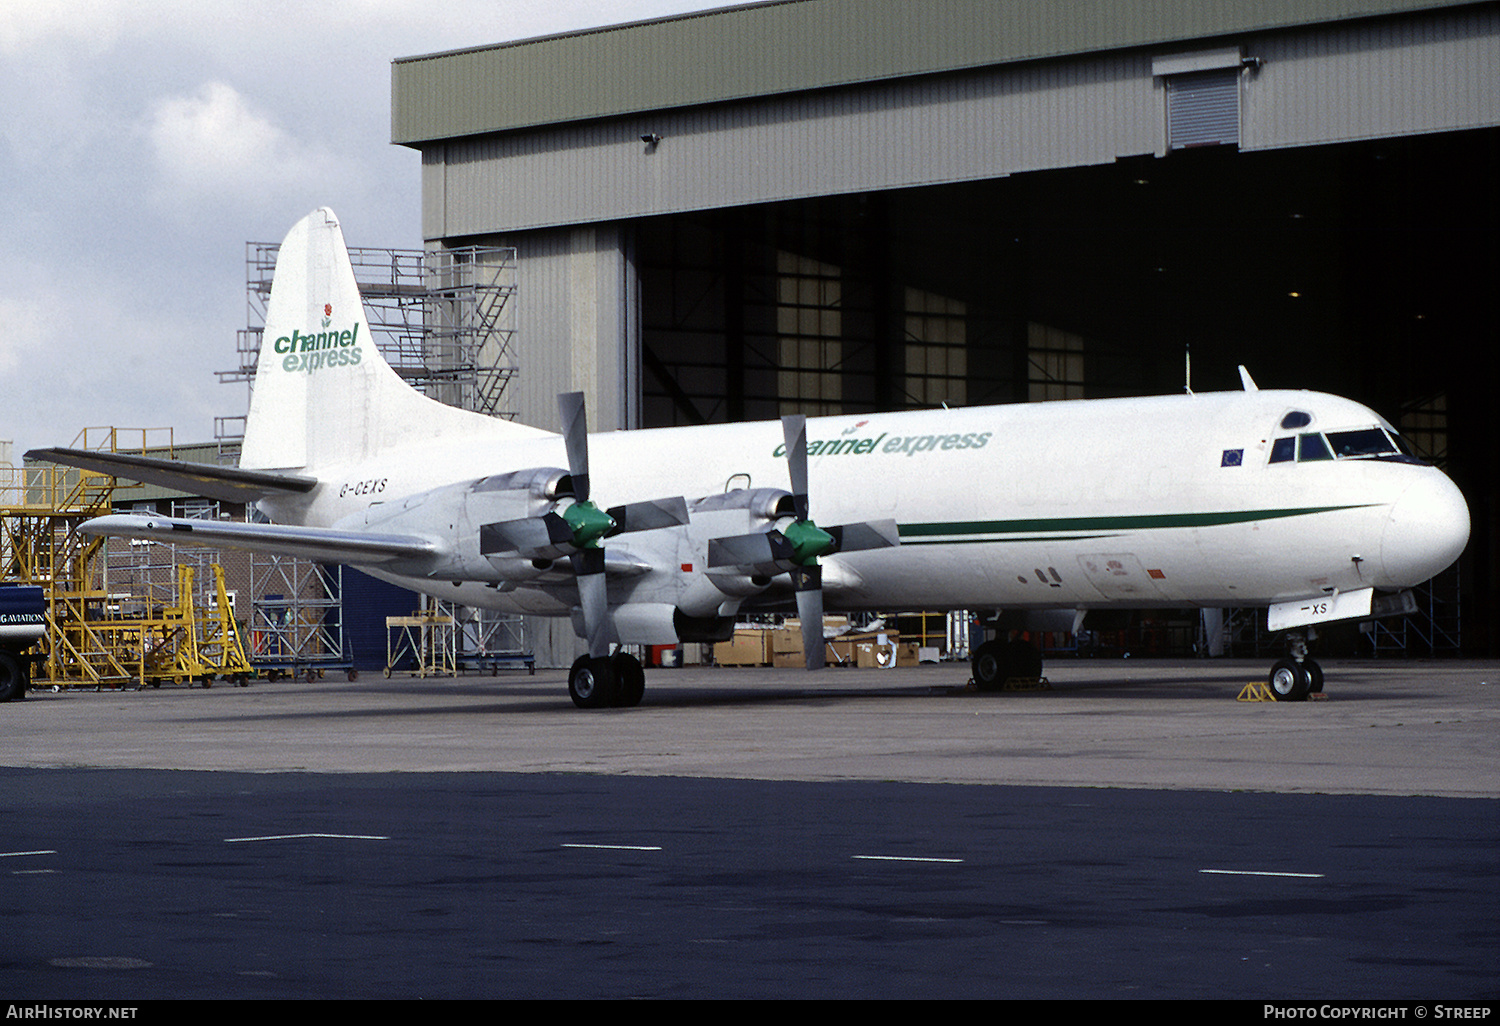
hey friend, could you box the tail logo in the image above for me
[272,320,364,374]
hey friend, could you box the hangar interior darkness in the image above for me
[635,128,1498,654]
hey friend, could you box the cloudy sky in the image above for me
[1,0,728,461]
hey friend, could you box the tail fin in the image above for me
[239,207,545,472]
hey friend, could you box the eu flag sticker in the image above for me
[1221,449,1244,467]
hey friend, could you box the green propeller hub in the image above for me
[563,500,616,549]
[782,518,836,566]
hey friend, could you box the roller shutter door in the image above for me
[1167,68,1240,149]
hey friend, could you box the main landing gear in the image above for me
[970,637,1044,691]
[568,651,646,709]
[1267,630,1324,702]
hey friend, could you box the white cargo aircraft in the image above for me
[31,208,1470,707]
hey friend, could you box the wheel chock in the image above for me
[1238,682,1331,702]
[961,676,1050,693]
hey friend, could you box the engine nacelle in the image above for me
[689,487,795,522]
[337,467,570,582]
[674,570,774,619]
[568,601,736,647]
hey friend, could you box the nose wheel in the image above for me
[1267,657,1323,702]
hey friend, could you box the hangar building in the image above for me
[390,0,1499,659]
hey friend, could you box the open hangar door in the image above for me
[634,128,1497,655]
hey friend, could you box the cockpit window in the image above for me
[1298,433,1333,461]
[1326,428,1397,458]
[1388,430,1422,460]
[1268,425,1428,466]
[1280,411,1313,429]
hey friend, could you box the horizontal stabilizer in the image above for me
[79,514,438,567]
[27,448,317,503]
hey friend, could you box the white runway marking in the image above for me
[1,850,57,857]
[224,833,390,842]
[853,855,964,863]
[1199,868,1324,878]
[562,843,663,851]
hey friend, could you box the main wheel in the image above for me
[611,652,646,708]
[1268,658,1311,702]
[0,651,28,702]
[971,640,1008,691]
[1005,638,1043,680]
[569,655,618,709]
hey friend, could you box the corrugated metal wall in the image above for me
[391,0,1469,143]
[419,6,1498,240]
[1243,4,1500,148]
[424,50,1162,239]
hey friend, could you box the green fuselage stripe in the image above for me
[902,534,1119,545]
[898,505,1368,540]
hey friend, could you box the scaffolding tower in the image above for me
[247,553,349,681]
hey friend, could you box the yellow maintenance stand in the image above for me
[10,431,255,690]
[141,564,254,687]
[385,601,457,678]
[1,449,138,688]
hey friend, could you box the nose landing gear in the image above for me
[1267,630,1323,702]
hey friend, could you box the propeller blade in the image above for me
[707,530,797,573]
[792,564,825,670]
[825,518,901,554]
[558,391,591,502]
[480,512,574,560]
[781,415,810,521]
[571,547,612,660]
[606,496,690,536]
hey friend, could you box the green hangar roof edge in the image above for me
[390,0,1489,146]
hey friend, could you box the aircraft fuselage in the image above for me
[262,387,1468,628]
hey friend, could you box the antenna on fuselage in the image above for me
[1184,343,1193,394]
[1238,365,1259,391]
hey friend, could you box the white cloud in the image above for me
[0,295,51,375]
[0,0,132,57]
[146,80,342,204]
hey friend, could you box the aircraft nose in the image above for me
[1379,470,1470,587]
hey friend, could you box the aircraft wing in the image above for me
[78,514,438,566]
[26,448,317,503]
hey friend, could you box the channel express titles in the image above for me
[275,321,363,374]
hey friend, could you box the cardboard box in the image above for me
[853,633,902,668]
[714,629,771,666]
